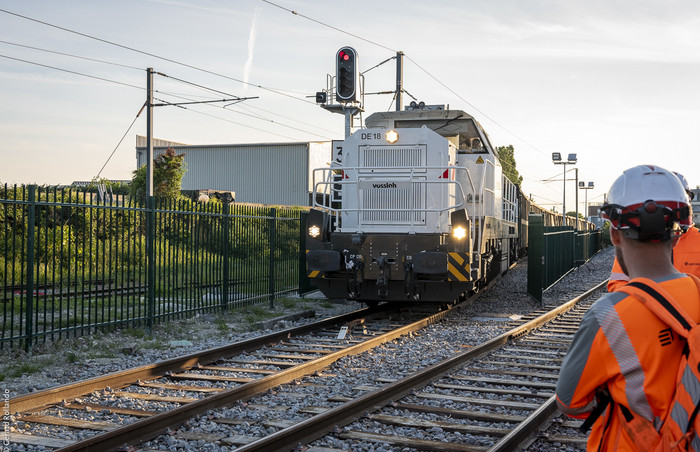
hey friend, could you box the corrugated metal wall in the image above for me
[136,139,331,206]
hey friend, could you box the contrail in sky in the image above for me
[241,11,257,97]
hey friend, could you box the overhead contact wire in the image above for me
[258,0,548,156]
[0,39,143,70]
[0,53,142,89]
[0,8,315,104]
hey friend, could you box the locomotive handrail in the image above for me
[311,164,476,235]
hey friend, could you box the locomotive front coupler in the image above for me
[376,256,391,298]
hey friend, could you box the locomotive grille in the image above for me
[358,145,427,225]
[361,181,426,224]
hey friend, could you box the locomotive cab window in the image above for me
[391,117,490,155]
[458,133,488,154]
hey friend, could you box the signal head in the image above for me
[336,46,358,102]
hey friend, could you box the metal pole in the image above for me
[395,51,404,112]
[145,67,155,331]
[269,208,276,308]
[25,185,36,352]
[562,163,566,226]
[222,202,230,308]
[146,68,154,197]
[344,107,352,138]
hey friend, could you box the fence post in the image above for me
[24,185,37,352]
[527,213,544,305]
[269,208,276,308]
[298,211,308,295]
[222,203,229,309]
[146,195,155,332]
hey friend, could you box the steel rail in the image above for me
[11,307,376,414]
[53,303,457,451]
[487,396,558,452]
[233,279,607,452]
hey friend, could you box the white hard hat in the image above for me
[601,165,690,241]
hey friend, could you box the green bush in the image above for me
[601,222,612,247]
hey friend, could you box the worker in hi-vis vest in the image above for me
[607,171,700,292]
[556,165,699,451]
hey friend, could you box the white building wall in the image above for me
[136,137,332,206]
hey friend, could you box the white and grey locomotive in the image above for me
[305,107,522,304]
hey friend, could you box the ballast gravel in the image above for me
[6,246,615,451]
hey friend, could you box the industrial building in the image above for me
[135,136,332,206]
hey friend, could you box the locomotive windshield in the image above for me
[385,117,489,154]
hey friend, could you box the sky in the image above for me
[1,0,699,214]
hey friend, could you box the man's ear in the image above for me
[610,227,622,246]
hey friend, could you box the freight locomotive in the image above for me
[304,106,563,305]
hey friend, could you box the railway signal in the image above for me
[336,46,358,102]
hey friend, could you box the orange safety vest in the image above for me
[607,227,700,293]
[557,274,700,451]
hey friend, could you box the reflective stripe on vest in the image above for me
[666,363,700,440]
[610,272,629,282]
[593,297,655,422]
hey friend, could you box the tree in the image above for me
[130,148,187,199]
[496,145,523,186]
[566,211,585,220]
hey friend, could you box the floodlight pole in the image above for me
[552,153,577,227]
[562,162,567,224]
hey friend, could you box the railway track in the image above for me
[9,280,606,451]
[212,280,606,452]
[8,302,455,450]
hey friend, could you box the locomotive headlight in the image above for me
[450,208,470,242]
[308,225,321,238]
[386,130,399,143]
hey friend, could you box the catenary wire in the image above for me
[152,97,300,141]
[259,0,398,53]
[0,53,143,90]
[156,72,244,100]
[258,0,548,157]
[2,51,335,140]
[233,103,338,136]
[157,91,333,140]
[0,8,316,105]
[0,39,143,70]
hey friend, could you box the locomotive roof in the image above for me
[365,109,493,151]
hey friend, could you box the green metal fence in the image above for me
[1,185,304,351]
[527,213,602,303]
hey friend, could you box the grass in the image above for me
[1,356,55,379]
[214,316,228,334]
[241,305,272,323]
